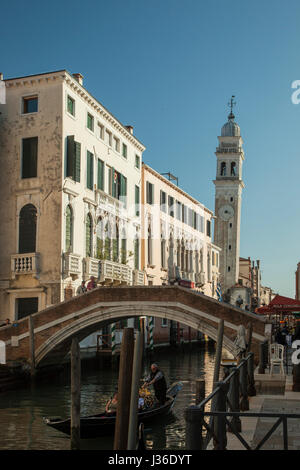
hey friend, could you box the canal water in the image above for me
[0,342,216,450]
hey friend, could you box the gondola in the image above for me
[44,381,182,439]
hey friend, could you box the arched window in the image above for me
[134,237,139,270]
[220,162,226,176]
[65,205,73,252]
[86,213,93,257]
[96,217,104,259]
[112,223,119,262]
[19,204,37,253]
[231,162,236,176]
[104,222,111,260]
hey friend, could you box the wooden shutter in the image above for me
[97,159,104,190]
[74,142,81,182]
[19,204,37,253]
[87,151,94,190]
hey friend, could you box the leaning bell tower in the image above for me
[213,97,245,294]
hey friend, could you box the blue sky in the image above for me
[2,0,300,297]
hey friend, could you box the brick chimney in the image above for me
[125,125,134,135]
[72,73,83,85]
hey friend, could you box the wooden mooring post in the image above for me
[70,337,81,450]
[113,327,134,450]
[28,315,36,377]
[185,405,204,450]
[227,367,241,433]
[127,331,143,450]
[195,379,205,405]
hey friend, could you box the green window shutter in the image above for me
[111,167,117,198]
[74,142,81,182]
[97,159,104,190]
[66,136,74,178]
[86,214,92,257]
[87,151,94,190]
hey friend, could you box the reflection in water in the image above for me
[0,342,216,450]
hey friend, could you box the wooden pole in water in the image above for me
[114,327,134,450]
[195,379,205,405]
[213,319,224,389]
[28,315,35,377]
[70,337,81,450]
[127,331,143,450]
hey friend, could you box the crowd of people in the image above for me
[274,322,300,347]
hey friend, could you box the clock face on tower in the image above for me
[218,204,234,221]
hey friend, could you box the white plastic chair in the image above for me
[269,343,285,375]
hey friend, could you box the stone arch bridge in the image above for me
[0,286,270,368]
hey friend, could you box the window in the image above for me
[161,318,168,327]
[67,96,75,116]
[113,136,120,152]
[134,238,139,270]
[17,297,38,320]
[22,96,38,114]
[19,204,37,253]
[66,135,81,182]
[86,213,93,257]
[160,190,167,212]
[161,238,166,268]
[87,113,94,131]
[146,182,154,204]
[121,237,127,264]
[86,151,94,190]
[221,162,226,176]
[168,196,174,217]
[65,205,73,252]
[231,162,236,176]
[106,130,112,146]
[206,220,211,237]
[109,168,127,204]
[176,201,182,221]
[135,155,140,169]
[98,123,104,140]
[135,185,140,216]
[97,159,104,191]
[122,143,127,159]
[22,137,38,178]
[112,224,119,262]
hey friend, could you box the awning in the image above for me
[256,294,300,314]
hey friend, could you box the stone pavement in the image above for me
[224,370,300,450]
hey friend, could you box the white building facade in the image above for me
[0,70,145,322]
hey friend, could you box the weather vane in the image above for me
[228,95,236,118]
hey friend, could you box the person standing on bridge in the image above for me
[142,363,167,405]
[87,276,97,291]
[76,280,87,295]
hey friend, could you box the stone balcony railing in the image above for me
[63,253,81,279]
[132,269,145,286]
[195,272,206,286]
[11,253,40,278]
[99,259,132,285]
[84,257,100,279]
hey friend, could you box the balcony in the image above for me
[133,269,145,286]
[195,272,206,286]
[84,257,100,279]
[63,253,81,279]
[11,253,40,278]
[99,259,132,285]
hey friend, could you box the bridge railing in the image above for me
[185,350,299,450]
[185,352,256,450]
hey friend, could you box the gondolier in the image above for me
[143,363,167,405]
